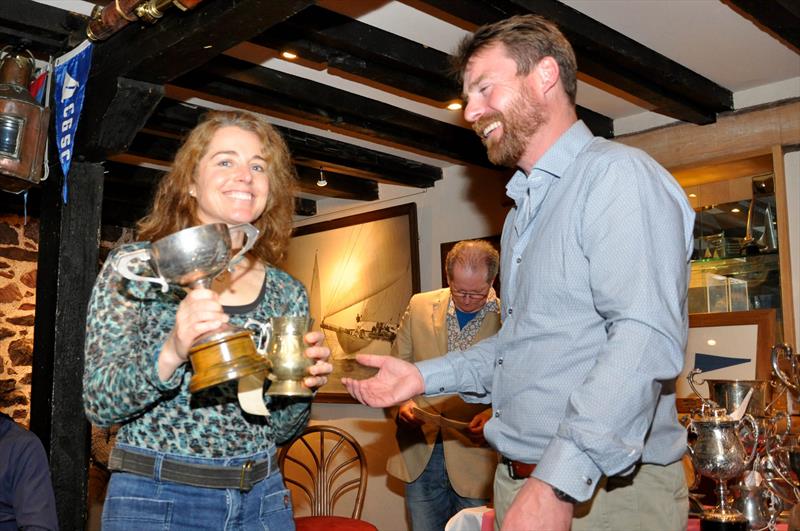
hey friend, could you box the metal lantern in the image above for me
[0,47,50,193]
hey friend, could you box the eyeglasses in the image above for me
[450,287,490,301]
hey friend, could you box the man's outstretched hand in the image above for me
[341,354,425,407]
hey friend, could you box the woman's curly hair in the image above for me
[136,110,298,265]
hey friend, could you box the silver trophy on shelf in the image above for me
[113,222,267,393]
[686,370,759,531]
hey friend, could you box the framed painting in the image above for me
[675,309,776,413]
[284,203,420,403]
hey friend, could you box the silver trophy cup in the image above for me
[246,315,313,397]
[113,223,267,392]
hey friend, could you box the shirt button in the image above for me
[497,358,503,365]
[585,478,592,485]
[494,410,501,418]
[508,308,513,316]
[439,387,445,393]
[516,257,521,264]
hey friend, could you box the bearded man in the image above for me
[344,15,694,531]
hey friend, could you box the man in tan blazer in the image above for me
[387,240,500,531]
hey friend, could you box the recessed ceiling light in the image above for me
[688,193,697,198]
[446,101,462,111]
[317,168,327,187]
[282,51,298,60]
[731,207,740,213]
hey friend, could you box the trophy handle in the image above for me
[771,344,799,394]
[227,224,260,271]
[740,413,760,469]
[113,247,169,293]
[244,318,272,355]
[687,369,717,410]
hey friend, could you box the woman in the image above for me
[83,110,332,530]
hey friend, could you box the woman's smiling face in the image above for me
[192,125,270,226]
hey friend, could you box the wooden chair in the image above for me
[279,425,376,530]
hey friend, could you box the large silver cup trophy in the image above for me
[113,223,267,392]
[687,371,759,531]
[247,315,313,397]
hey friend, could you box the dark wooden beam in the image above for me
[295,197,317,217]
[77,0,316,160]
[724,0,800,53]
[411,0,733,124]
[79,78,164,160]
[295,166,379,201]
[170,55,493,167]
[138,99,444,187]
[30,162,103,531]
[252,5,612,137]
[0,0,85,57]
[252,5,459,103]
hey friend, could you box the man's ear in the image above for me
[535,56,560,95]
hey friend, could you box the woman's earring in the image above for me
[189,189,196,197]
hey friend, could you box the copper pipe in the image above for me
[86,0,145,41]
[86,0,206,41]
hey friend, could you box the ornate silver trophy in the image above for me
[687,370,759,531]
[247,315,313,397]
[113,223,267,392]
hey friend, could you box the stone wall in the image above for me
[0,213,132,427]
[0,214,38,427]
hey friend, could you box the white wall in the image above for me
[293,164,511,530]
[296,164,510,291]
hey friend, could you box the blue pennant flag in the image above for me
[54,40,93,204]
[694,352,751,373]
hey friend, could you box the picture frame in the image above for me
[284,203,420,403]
[676,309,777,413]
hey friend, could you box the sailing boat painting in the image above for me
[284,204,420,401]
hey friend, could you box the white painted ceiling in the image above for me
[31,0,800,149]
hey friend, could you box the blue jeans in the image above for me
[102,444,294,531]
[405,440,489,531]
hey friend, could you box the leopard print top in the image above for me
[83,243,311,458]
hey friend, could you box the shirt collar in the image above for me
[506,120,594,206]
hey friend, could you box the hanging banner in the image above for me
[54,39,93,203]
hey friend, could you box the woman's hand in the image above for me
[158,288,229,381]
[302,331,333,390]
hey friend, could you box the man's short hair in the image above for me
[451,14,577,104]
[445,240,499,284]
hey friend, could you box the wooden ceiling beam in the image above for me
[723,0,800,53]
[138,99,444,188]
[0,1,85,57]
[253,6,613,137]
[412,0,733,124]
[170,55,493,168]
[77,0,316,160]
[252,5,458,103]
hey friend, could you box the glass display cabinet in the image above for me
[677,152,794,345]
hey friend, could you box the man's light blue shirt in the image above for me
[417,121,695,502]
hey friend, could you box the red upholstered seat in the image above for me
[295,515,378,531]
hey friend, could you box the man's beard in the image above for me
[474,87,547,168]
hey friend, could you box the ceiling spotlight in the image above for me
[281,51,298,60]
[446,101,463,111]
[317,167,327,187]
